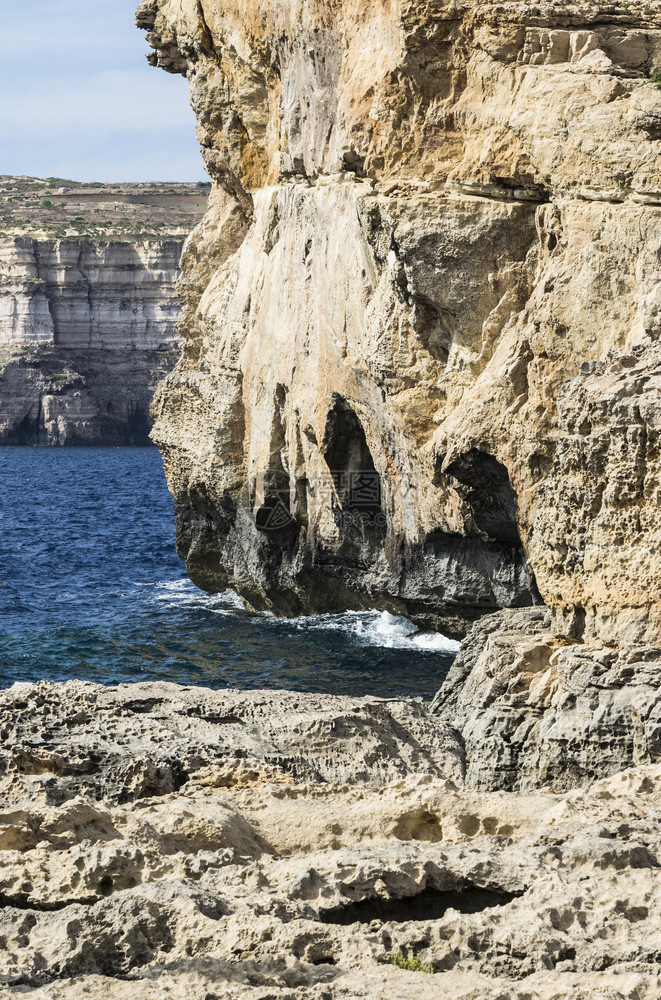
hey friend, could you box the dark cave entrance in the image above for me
[423,447,542,615]
[254,385,298,540]
[322,395,382,518]
[445,449,522,548]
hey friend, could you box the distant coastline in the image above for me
[0,176,207,444]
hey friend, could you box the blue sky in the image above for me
[1,0,206,182]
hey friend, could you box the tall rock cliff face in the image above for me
[142,0,661,643]
[0,178,210,445]
[0,237,183,445]
[0,238,183,350]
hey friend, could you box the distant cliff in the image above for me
[0,177,206,444]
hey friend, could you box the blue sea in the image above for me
[0,448,458,698]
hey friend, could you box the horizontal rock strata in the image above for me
[0,237,183,351]
[0,681,661,999]
[141,0,661,643]
[0,178,210,445]
[0,237,183,444]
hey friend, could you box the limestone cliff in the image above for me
[0,237,183,350]
[0,346,180,445]
[142,0,661,643]
[0,179,208,445]
[0,238,183,444]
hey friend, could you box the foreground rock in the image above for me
[1,681,661,999]
[141,0,661,646]
[432,607,661,791]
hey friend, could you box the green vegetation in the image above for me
[650,70,661,89]
[0,175,208,241]
[389,953,434,974]
[48,371,79,386]
[19,345,42,359]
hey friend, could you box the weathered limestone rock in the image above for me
[0,176,213,444]
[0,681,464,799]
[0,237,183,351]
[431,606,661,791]
[0,236,186,444]
[140,0,661,644]
[0,345,180,445]
[2,681,661,998]
[0,238,184,444]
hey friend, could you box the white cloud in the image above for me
[0,0,206,182]
[1,71,196,133]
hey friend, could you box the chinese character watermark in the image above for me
[253,470,386,533]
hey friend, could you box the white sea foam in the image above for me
[146,579,246,612]
[292,609,461,653]
[144,580,460,653]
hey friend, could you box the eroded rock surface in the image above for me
[432,606,661,791]
[0,345,180,445]
[0,179,209,444]
[140,0,661,643]
[0,681,661,999]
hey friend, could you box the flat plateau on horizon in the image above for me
[0,175,211,241]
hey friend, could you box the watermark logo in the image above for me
[254,470,386,533]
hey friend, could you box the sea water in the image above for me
[0,447,458,698]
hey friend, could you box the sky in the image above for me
[1,0,206,182]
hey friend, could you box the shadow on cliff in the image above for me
[0,347,179,446]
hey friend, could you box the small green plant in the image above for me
[389,953,434,974]
[650,70,661,89]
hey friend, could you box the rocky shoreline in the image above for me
[0,676,659,999]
